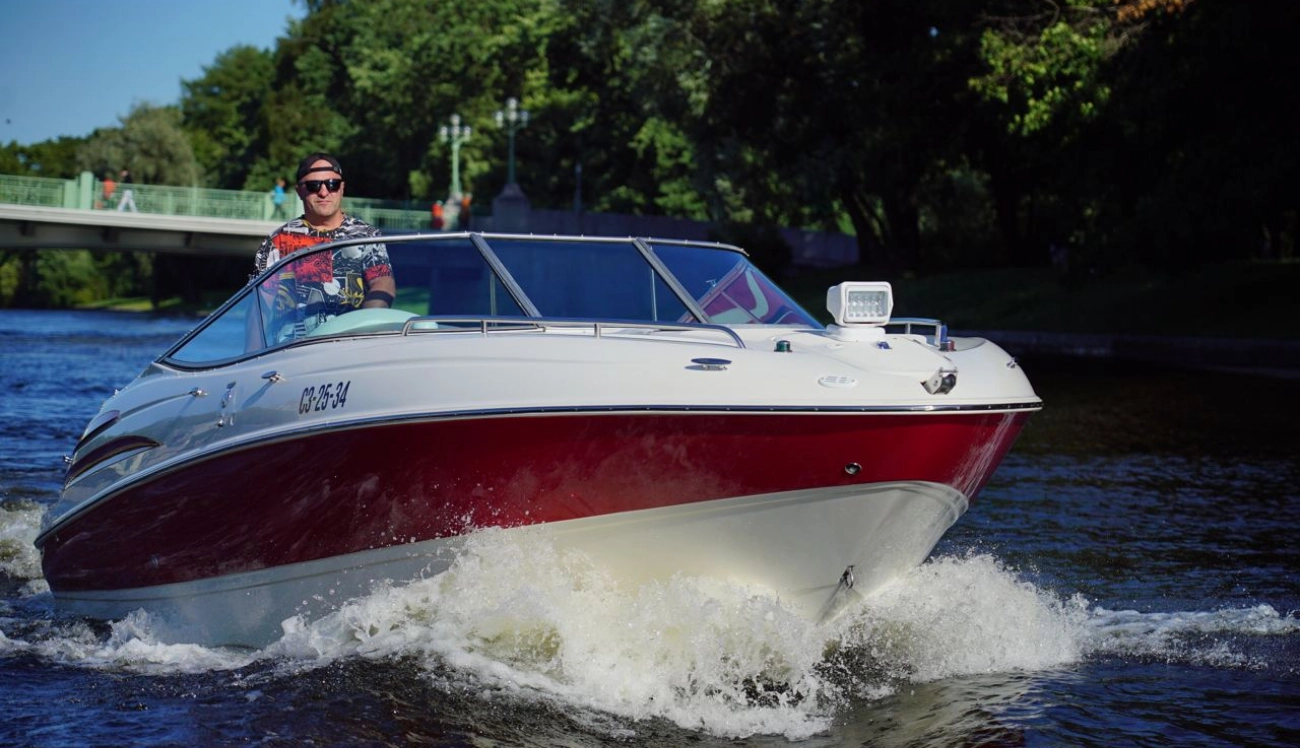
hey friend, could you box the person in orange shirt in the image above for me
[98,171,116,209]
[459,194,472,229]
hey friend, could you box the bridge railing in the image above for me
[0,174,75,208]
[0,171,859,264]
[347,206,430,231]
[0,171,433,228]
[97,179,271,220]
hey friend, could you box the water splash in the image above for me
[1,521,1295,740]
[270,526,836,738]
[1084,604,1299,667]
[0,499,45,582]
[824,554,1090,691]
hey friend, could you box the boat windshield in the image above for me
[647,241,821,326]
[164,234,820,366]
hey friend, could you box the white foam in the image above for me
[0,609,258,673]
[0,499,45,581]
[262,533,1103,738]
[270,526,837,738]
[3,521,1295,740]
[1084,603,1299,667]
[829,554,1091,685]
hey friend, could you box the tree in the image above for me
[76,103,200,186]
[1093,0,1300,268]
[587,0,987,272]
[181,45,276,190]
[964,1,1118,266]
[545,1,711,218]
[0,137,84,178]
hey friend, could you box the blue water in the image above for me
[1,309,1296,746]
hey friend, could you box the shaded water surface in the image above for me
[1,310,1296,746]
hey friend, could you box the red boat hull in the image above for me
[41,409,1029,594]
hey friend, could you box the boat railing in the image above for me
[886,317,955,351]
[400,316,747,349]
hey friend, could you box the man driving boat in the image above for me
[254,153,395,338]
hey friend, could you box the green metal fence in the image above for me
[0,174,73,208]
[0,171,430,228]
[348,206,431,231]
[98,179,271,219]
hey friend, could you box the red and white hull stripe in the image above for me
[42,409,1029,646]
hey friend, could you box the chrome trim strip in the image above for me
[351,401,1043,417]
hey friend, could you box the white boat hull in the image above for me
[53,480,965,647]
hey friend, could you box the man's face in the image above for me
[296,160,345,222]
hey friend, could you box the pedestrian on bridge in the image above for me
[115,169,138,212]
[98,171,116,210]
[271,177,289,219]
[458,194,472,230]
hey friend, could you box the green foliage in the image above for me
[970,12,1112,137]
[182,45,277,189]
[5,0,1298,314]
[6,251,102,308]
[0,249,154,309]
[76,104,200,186]
[917,161,1001,269]
[0,137,85,178]
[1081,0,1300,269]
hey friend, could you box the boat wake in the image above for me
[0,499,45,590]
[1,510,1296,740]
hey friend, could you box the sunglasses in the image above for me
[299,179,343,193]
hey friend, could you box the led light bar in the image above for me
[827,282,894,326]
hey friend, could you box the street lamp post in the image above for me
[494,97,529,185]
[439,113,471,198]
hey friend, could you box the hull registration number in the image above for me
[299,381,351,414]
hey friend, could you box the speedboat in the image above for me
[36,233,1041,646]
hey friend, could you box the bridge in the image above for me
[0,172,431,256]
[0,171,858,264]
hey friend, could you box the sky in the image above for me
[0,0,303,146]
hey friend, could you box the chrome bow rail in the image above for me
[400,316,747,349]
[887,317,954,351]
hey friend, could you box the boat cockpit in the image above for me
[164,233,823,368]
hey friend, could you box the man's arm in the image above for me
[362,274,396,308]
[360,236,395,308]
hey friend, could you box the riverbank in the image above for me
[974,331,1300,379]
[72,294,222,316]
[786,259,1299,339]
[785,259,1300,373]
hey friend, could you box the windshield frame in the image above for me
[157,232,821,369]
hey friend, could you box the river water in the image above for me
[1,309,1296,747]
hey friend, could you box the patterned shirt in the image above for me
[254,215,392,338]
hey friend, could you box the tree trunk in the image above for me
[990,173,1033,267]
[842,187,884,268]
[880,189,920,273]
